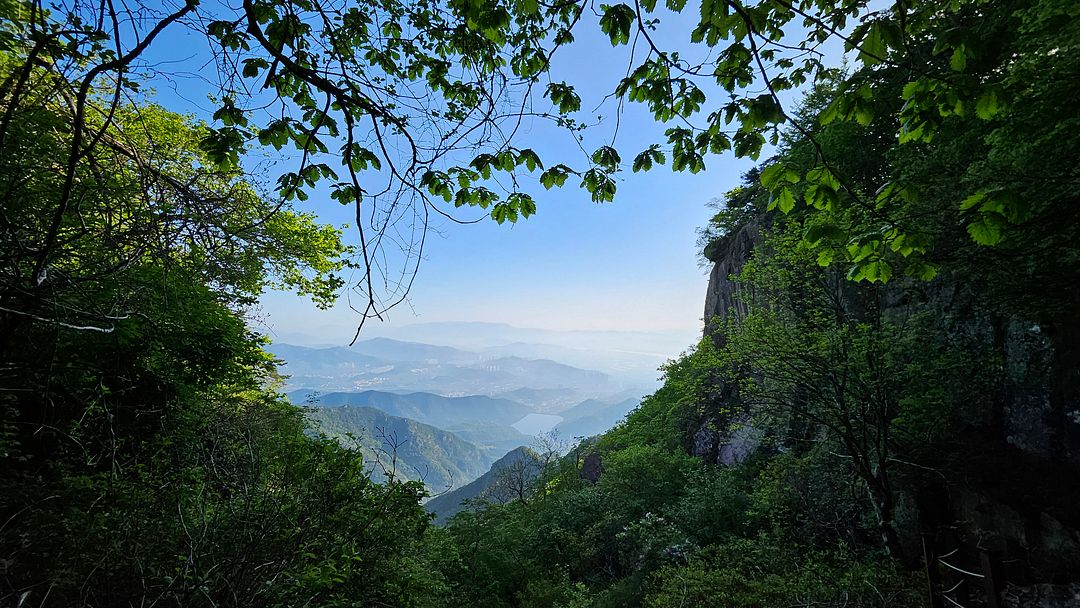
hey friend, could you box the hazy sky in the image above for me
[150,6,761,347]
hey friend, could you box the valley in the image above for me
[270,325,658,514]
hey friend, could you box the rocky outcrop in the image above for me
[1003,584,1080,608]
[694,219,765,466]
[580,453,602,484]
[689,414,764,466]
[703,218,760,342]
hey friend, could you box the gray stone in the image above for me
[580,453,602,483]
[1003,584,1080,608]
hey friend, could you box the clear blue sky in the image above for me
[149,5,762,347]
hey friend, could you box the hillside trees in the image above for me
[1,0,1077,603]
[0,57,446,606]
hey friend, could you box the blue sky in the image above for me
[148,5,762,347]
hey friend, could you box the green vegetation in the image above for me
[3,0,1079,605]
[0,93,440,605]
[306,405,496,491]
[426,446,545,523]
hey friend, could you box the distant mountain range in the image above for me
[293,390,534,461]
[276,331,652,500]
[292,389,532,427]
[271,321,693,358]
[306,406,495,492]
[553,397,640,439]
[425,446,544,523]
[269,341,626,401]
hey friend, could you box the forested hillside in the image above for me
[2,0,1078,606]
[306,406,497,491]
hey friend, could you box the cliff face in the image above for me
[702,218,759,341]
[691,218,762,465]
[699,215,1080,469]
[696,217,1080,600]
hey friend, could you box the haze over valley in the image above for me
[271,322,674,511]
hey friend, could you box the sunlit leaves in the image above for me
[975,88,1003,120]
[958,189,1026,246]
[772,187,795,213]
[545,82,581,114]
[967,215,1004,245]
[345,144,381,171]
[803,166,840,212]
[819,84,874,126]
[846,19,900,67]
[591,146,621,171]
[421,170,454,202]
[759,163,799,190]
[632,145,666,172]
[667,127,705,173]
[199,127,245,172]
[581,168,617,202]
[491,193,538,224]
[599,4,635,46]
[540,165,572,189]
[761,163,799,213]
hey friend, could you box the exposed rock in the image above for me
[690,421,718,460]
[717,420,763,466]
[689,415,761,466]
[703,219,760,342]
[580,453,602,483]
[1003,583,1080,608]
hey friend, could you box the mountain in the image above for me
[290,390,532,428]
[553,397,641,440]
[467,356,611,389]
[481,342,665,387]
[271,341,619,396]
[495,387,584,412]
[268,343,382,371]
[348,337,477,363]
[440,421,532,459]
[306,406,493,493]
[425,446,543,524]
[356,321,694,357]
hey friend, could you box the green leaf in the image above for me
[760,164,799,189]
[861,259,893,283]
[632,146,665,172]
[816,248,835,266]
[599,4,635,46]
[967,214,1004,245]
[856,22,887,66]
[581,168,617,202]
[518,149,543,172]
[591,146,621,171]
[545,82,581,114]
[905,260,939,281]
[959,192,987,210]
[769,186,795,214]
[975,89,1001,120]
[804,223,846,245]
[540,165,571,189]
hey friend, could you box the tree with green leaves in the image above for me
[4,0,1075,332]
[0,52,445,606]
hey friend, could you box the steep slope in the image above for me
[306,406,493,493]
[425,447,542,523]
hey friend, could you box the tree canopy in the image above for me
[3,0,1074,330]
[2,0,1079,605]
